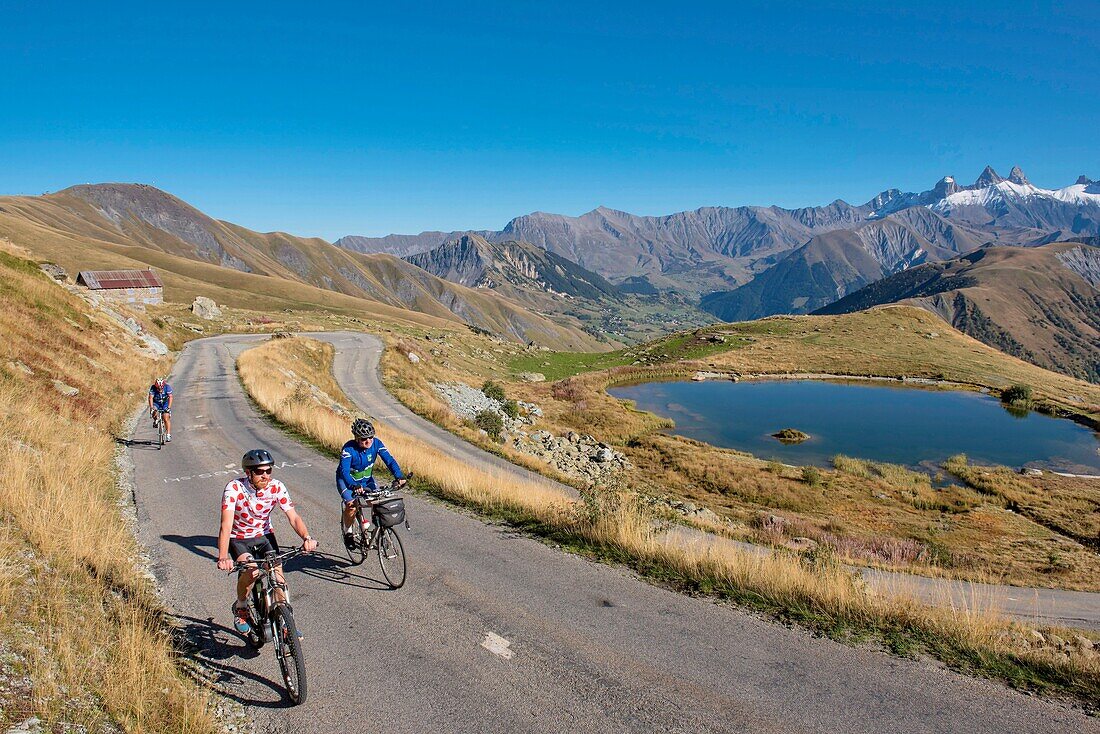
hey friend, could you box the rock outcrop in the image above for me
[432,382,629,481]
[191,296,222,320]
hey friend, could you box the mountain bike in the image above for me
[230,547,309,705]
[343,480,409,589]
[152,409,166,448]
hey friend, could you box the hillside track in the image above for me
[131,333,1096,733]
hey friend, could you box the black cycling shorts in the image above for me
[229,533,279,562]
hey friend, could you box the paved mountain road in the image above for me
[131,333,1097,733]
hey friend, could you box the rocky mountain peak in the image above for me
[1008,166,1030,186]
[1077,175,1095,186]
[974,165,1004,188]
[932,176,960,199]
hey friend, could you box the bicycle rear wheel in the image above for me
[377,526,407,589]
[343,512,368,566]
[273,604,307,705]
[157,415,165,448]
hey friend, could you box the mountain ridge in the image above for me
[815,243,1100,383]
[0,183,608,349]
[336,167,1099,299]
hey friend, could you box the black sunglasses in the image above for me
[249,467,274,475]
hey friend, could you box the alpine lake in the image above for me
[607,379,1100,475]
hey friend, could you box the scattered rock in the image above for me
[1021,467,1044,477]
[190,296,222,320]
[517,372,546,382]
[123,317,142,334]
[6,360,32,376]
[270,331,293,339]
[592,447,615,463]
[788,536,819,551]
[925,332,939,339]
[140,334,169,356]
[432,382,629,480]
[52,379,79,397]
[184,322,205,333]
[1028,629,1046,645]
[80,354,108,371]
[38,262,67,281]
[772,428,810,444]
[1046,633,1066,648]
[6,716,42,734]
[1071,635,1095,652]
[407,352,421,364]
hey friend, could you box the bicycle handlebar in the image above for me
[228,545,309,573]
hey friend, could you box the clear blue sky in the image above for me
[2,1,1097,240]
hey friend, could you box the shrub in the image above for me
[551,377,585,403]
[474,409,504,439]
[482,379,506,402]
[1000,384,1032,405]
[502,399,520,419]
[801,465,824,488]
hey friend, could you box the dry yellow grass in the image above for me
[0,244,216,732]
[239,335,1100,702]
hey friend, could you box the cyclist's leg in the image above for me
[337,477,357,531]
[229,538,267,603]
[261,533,289,603]
[162,408,172,438]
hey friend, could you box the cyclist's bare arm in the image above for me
[216,505,235,571]
[283,507,318,553]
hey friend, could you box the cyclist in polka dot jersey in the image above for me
[216,449,318,635]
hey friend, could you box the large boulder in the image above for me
[191,296,222,320]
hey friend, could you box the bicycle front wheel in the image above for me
[157,416,165,448]
[273,605,307,705]
[377,526,407,589]
[343,513,368,566]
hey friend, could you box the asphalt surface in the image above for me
[131,332,1098,733]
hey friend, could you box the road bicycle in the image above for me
[343,480,409,589]
[230,547,309,705]
[151,409,167,448]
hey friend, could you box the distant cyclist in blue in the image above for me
[338,418,406,549]
[147,376,174,442]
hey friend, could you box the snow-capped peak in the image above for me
[974,165,1004,188]
[1008,166,1030,186]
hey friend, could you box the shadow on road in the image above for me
[162,533,219,561]
[115,436,162,451]
[171,613,294,709]
[294,550,395,591]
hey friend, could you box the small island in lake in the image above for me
[771,428,810,444]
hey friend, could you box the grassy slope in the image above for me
[819,243,1100,383]
[381,306,1100,590]
[239,335,1100,704]
[0,244,216,732]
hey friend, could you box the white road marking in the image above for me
[163,460,312,483]
[480,632,515,660]
[224,463,236,469]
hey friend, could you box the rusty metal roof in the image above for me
[77,269,163,290]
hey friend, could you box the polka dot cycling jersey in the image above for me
[222,477,294,539]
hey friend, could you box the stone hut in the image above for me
[76,269,163,305]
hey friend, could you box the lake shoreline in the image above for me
[609,377,1100,474]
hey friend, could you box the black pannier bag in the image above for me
[374,497,406,528]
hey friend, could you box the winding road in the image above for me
[130,332,1098,733]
